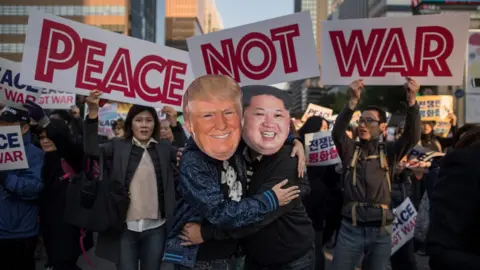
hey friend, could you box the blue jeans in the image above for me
[176,258,237,270]
[118,225,167,270]
[331,220,392,270]
[244,248,315,270]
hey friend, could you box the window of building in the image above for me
[0,43,24,53]
[0,5,126,16]
[0,24,28,34]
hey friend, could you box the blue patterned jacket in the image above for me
[163,135,296,267]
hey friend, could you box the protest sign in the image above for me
[21,9,193,111]
[386,127,396,141]
[433,120,451,138]
[466,30,480,123]
[187,11,319,86]
[416,95,453,121]
[38,89,76,109]
[350,111,361,126]
[98,103,118,137]
[322,14,470,85]
[391,198,417,255]
[0,125,29,171]
[0,57,41,111]
[301,103,333,122]
[304,131,341,166]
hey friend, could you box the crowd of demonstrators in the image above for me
[0,107,44,270]
[1,73,480,270]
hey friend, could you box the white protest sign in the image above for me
[391,198,417,255]
[0,125,29,171]
[466,94,480,123]
[98,103,118,137]
[466,30,480,94]
[21,9,193,111]
[0,58,42,111]
[301,103,333,122]
[304,131,341,166]
[187,11,319,86]
[38,89,76,109]
[321,14,470,85]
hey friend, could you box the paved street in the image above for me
[36,246,430,270]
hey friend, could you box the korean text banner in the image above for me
[0,125,29,171]
[321,14,470,85]
[187,11,319,86]
[416,95,453,121]
[38,89,76,109]
[304,131,341,166]
[21,9,194,111]
[391,198,417,255]
[0,57,41,111]
[301,103,333,122]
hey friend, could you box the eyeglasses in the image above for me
[357,117,380,125]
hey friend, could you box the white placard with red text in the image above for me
[38,89,76,109]
[301,103,333,122]
[321,14,470,85]
[21,9,193,111]
[0,58,41,111]
[0,125,29,171]
[391,198,417,255]
[304,131,341,166]
[187,11,319,86]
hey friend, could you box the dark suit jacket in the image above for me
[83,117,178,264]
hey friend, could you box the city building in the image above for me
[290,0,329,115]
[369,0,412,17]
[157,0,166,44]
[165,0,222,51]
[0,0,157,62]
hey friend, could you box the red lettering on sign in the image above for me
[329,26,454,77]
[200,24,300,82]
[35,19,188,106]
[0,150,23,163]
[2,88,36,104]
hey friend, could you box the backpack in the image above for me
[64,153,130,233]
[345,140,392,227]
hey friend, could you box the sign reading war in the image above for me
[321,14,470,85]
[0,57,41,111]
[187,11,319,86]
[21,10,194,111]
[0,125,29,171]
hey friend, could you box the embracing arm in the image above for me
[201,155,301,241]
[180,153,279,229]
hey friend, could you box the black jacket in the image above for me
[40,119,93,264]
[201,146,314,266]
[83,117,178,264]
[332,104,421,225]
[427,143,480,270]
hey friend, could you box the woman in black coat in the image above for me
[298,116,342,270]
[38,118,93,270]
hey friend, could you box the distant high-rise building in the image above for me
[290,0,328,115]
[157,0,166,45]
[165,0,223,51]
[0,0,156,62]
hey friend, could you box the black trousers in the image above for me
[0,236,38,270]
[390,240,418,270]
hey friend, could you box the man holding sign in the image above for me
[0,107,44,270]
[331,77,421,270]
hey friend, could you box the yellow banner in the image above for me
[416,95,453,121]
